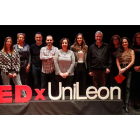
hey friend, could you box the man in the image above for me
[40,35,58,96]
[88,31,112,93]
[30,32,46,93]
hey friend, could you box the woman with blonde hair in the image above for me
[0,36,26,97]
[14,33,30,85]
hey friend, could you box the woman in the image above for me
[109,35,121,91]
[116,37,135,113]
[71,33,88,95]
[0,36,26,97]
[130,32,140,109]
[54,38,75,95]
[14,33,30,85]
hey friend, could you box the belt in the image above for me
[120,63,129,68]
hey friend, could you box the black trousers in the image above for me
[74,63,87,95]
[120,70,132,104]
[55,75,74,96]
[20,67,29,85]
[41,71,56,96]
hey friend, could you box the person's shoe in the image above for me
[124,103,129,113]
[21,94,26,98]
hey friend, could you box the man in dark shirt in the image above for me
[30,32,46,91]
[88,31,112,92]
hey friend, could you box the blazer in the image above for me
[70,45,88,69]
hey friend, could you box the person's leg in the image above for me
[1,72,10,85]
[50,71,57,96]
[63,76,74,96]
[99,70,107,95]
[41,72,48,96]
[12,73,26,97]
[125,71,132,104]
[55,75,63,96]
[32,64,41,89]
[91,70,100,89]
[79,63,86,95]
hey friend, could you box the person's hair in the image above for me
[60,38,70,50]
[46,35,53,40]
[115,37,131,58]
[95,31,103,37]
[35,32,42,36]
[2,36,14,54]
[110,35,121,52]
[72,33,87,53]
[132,32,140,46]
[17,33,26,44]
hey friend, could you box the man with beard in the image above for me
[40,35,58,96]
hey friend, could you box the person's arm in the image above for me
[87,46,93,76]
[125,50,135,70]
[116,57,121,74]
[54,51,62,75]
[66,51,75,74]
[0,51,11,76]
[26,45,31,73]
[106,46,112,73]
[117,50,135,74]
[15,51,20,75]
[40,48,53,60]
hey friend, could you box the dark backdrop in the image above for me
[0,25,139,88]
[0,25,139,49]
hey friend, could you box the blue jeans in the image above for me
[32,64,42,90]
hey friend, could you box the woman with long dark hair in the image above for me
[71,33,88,95]
[0,37,26,97]
[116,37,135,113]
[54,38,75,95]
[109,35,121,90]
[130,32,140,109]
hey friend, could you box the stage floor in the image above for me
[0,95,123,115]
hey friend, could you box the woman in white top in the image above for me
[54,38,75,95]
[71,33,88,95]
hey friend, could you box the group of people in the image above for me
[0,31,140,113]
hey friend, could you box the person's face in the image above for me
[113,36,119,45]
[18,35,25,43]
[95,33,103,43]
[122,39,128,49]
[62,39,68,50]
[35,34,43,44]
[77,34,83,45]
[136,34,140,44]
[46,36,53,46]
[6,39,12,48]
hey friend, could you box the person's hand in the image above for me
[13,73,17,78]
[89,72,93,76]
[8,73,13,78]
[106,68,110,74]
[134,66,140,72]
[59,73,65,78]
[52,55,55,59]
[26,65,30,73]
[119,68,126,75]
[63,72,69,78]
